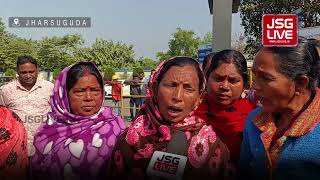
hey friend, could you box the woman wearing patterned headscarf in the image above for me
[32,61,125,180]
[108,57,231,180]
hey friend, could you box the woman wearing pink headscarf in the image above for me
[32,62,125,180]
[108,57,232,180]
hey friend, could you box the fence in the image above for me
[106,68,254,120]
[105,82,146,120]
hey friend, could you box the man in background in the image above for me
[124,72,144,121]
[106,74,122,116]
[0,55,53,157]
[141,69,155,103]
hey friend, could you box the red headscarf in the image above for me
[0,106,27,180]
[195,95,256,162]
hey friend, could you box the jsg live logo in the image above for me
[147,151,187,180]
[262,14,298,47]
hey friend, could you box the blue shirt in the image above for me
[240,107,320,179]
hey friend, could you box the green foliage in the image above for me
[0,18,37,70]
[4,68,16,77]
[0,18,5,33]
[136,57,158,70]
[156,52,171,62]
[53,68,61,80]
[75,39,136,71]
[0,18,214,75]
[167,28,200,58]
[132,66,144,77]
[101,65,115,80]
[240,0,320,57]
[37,34,84,71]
[156,28,203,61]
[200,32,213,46]
[0,19,138,73]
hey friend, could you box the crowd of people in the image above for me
[0,38,319,180]
[106,69,155,120]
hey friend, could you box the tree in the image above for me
[231,34,247,54]
[0,17,156,74]
[156,52,171,61]
[37,34,84,71]
[0,18,37,71]
[5,68,16,77]
[53,68,61,80]
[77,38,136,70]
[136,57,158,70]
[0,18,5,33]
[5,38,37,69]
[101,65,115,80]
[157,28,201,60]
[240,0,320,57]
[200,32,213,45]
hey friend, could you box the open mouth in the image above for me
[167,106,183,117]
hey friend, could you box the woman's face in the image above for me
[207,63,244,107]
[156,65,201,123]
[68,74,103,116]
[252,48,296,113]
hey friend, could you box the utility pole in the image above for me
[208,0,240,52]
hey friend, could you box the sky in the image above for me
[0,0,244,59]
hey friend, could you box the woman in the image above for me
[32,62,126,180]
[202,52,215,77]
[240,40,320,179]
[195,49,256,163]
[0,106,27,180]
[108,57,231,180]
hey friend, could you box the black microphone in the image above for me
[166,130,187,155]
[146,130,188,180]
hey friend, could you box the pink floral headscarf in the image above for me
[108,57,231,180]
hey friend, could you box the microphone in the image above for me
[146,130,188,180]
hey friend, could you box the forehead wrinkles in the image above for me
[162,66,199,84]
[254,50,280,74]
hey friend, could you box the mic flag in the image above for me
[146,130,188,180]
[146,151,187,180]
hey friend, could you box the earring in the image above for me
[295,91,300,96]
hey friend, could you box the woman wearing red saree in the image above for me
[195,50,256,163]
[0,106,27,180]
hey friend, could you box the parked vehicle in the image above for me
[0,76,14,90]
